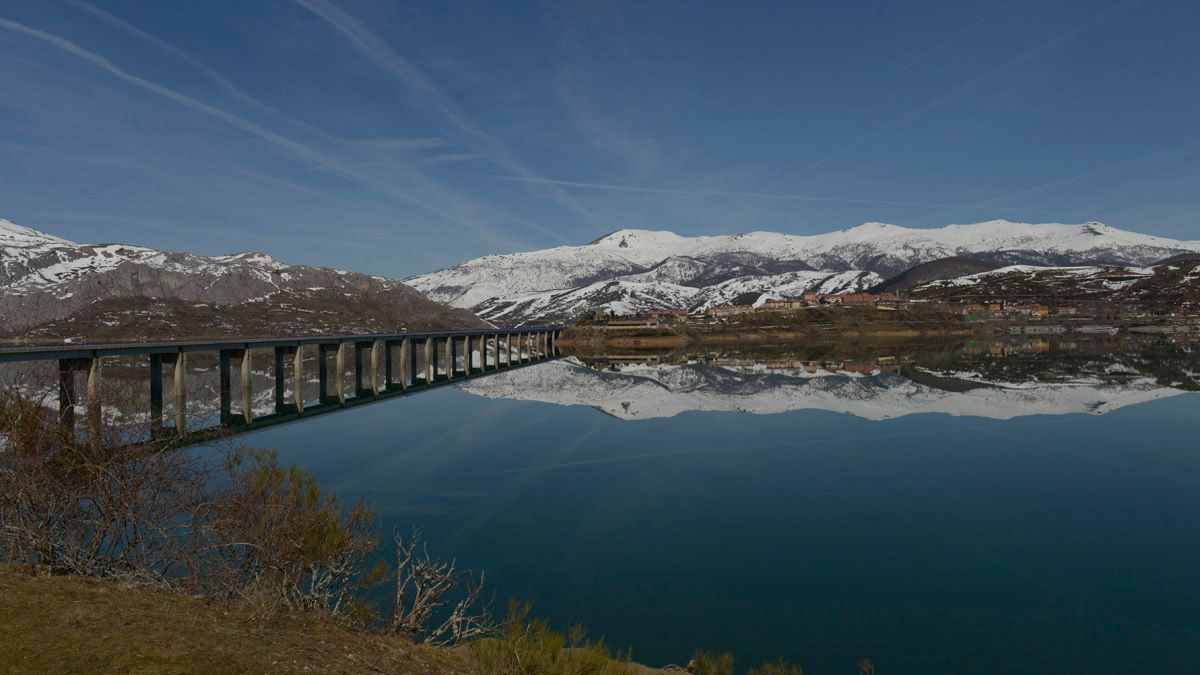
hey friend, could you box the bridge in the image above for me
[0,326,563,445]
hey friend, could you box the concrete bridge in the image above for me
[0,326,563,445]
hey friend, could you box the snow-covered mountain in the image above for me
[459,358,1189,421]
[0,218,483,340]
[406,220,1200,324]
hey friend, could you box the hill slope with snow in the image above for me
[0,218,484,341]
[406,220,1200,324]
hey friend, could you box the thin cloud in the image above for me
[762,0,1146,193]
[891,0,1015,77]
[291,0,602,229]
[0,14,552,250]
[490,175,1083,217]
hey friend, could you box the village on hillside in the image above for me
[583,289,1200,333]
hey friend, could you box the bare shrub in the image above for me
[0,389,210,586]
[748,658,804,675]
[0,386,381,624]
[688,650,734,675]
[469,601,633,675]
[201,447,379,620]
[389,528,494,645]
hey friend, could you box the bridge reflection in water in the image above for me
[0,326,563,445]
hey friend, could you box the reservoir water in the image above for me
[231,342,1200,674]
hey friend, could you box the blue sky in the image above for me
[1,0,1198,276]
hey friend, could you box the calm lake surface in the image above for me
[236,347,1200,675]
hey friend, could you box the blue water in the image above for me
[244,375,1200,674]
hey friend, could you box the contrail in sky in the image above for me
[64,0,566,244]
[291,0,602,230]
[761,0,1147,193]
[490,175,1083,217]
[891,0,1015,77]
[0,15,553,249]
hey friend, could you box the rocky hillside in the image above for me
[870,256,1002,293]
[0,219,486,342]
[908,259,1200,312]
[405,221,1200,324]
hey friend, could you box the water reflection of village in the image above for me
[572,333,1200,391]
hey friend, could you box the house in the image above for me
[835,293,878,306]
[597,317,663,330]
[706,304,752,317]
[762,298,805,311]
[1008,304,1051,318]
[961,303,986,318]
[875,298,908,311]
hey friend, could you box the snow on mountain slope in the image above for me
[691,270,884,311]
[405,220,1200,324]
[0,218,484,338]
[459,358,1187,421]
[466,270,885,324]
[472,280,699,325]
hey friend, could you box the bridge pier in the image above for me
[445,337,455,381]
[294,345,305,412]
[241,349,253,423]
[370,340,382,396]
[399,339,410,391]
[173,353,187,435]
[336,344,347,403]
[424,338,434,384]
[57,358,92,438]
[86,357,102,442]
[274,346,288,413]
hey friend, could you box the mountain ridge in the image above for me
[0,218,486,341]
[405,220,1200,324]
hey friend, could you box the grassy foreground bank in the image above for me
[0,565,466,673]
[1,565,681,674]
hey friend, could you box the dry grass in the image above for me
[0,565,472,674]
[0,567,681,674]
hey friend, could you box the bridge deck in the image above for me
[0,325,562,363]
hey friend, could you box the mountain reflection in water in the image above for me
[464,336,1200,420]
